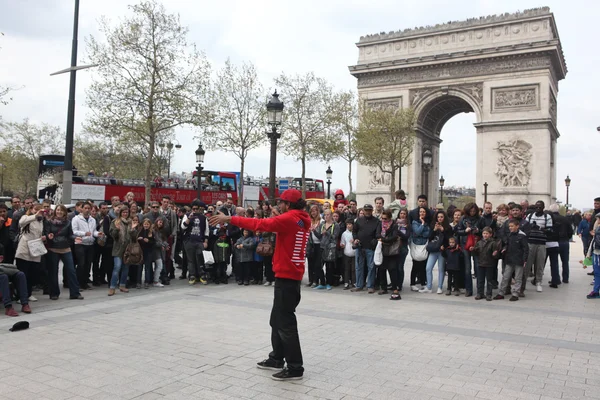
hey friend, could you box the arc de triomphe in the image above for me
[350,7,567,208]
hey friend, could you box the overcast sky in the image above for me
[0,0,597,209]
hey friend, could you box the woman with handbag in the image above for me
[15,203,45,301]
[306,205,323,288]
[410,207,431,292]
[108,206,137,296]
[421,211,452,294]
[317,209,340,290]
[44,205,83,300]
[395,209,411,292]
[376,210,399,298]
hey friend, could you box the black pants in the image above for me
[383,256,398,291]
[239,261,252,283]
[74,244,94,289]
[410,259,427,286]
[16,258,37,297]
[378,261,389,290]
[92,243,103,283]
[101,246,114,285]
[343,256,356,285]
[476,266,495,296]
[264,256,274,282]
[447,270,460,291]
[307,248,322,285]
[268,278,303,372]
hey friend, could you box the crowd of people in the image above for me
[0,189,598,317]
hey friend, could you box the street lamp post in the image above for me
[326,165,333,199]
[266,91,284,203]
[439,175,445,205]
[422,148,432,198]
[159,141,182,178]
[49,0,97,204]
[483,182,489,203]
[565,175,571,212]
[195,144,205,201]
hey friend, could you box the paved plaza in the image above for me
[2,240,600,400]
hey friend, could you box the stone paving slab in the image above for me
[2,239,599,399]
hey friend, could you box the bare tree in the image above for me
[354,105,416,199]
[85,0,212,204]
[274,72,344,196]
[0,119,64,194]
[333,90,358,195]
[206,59,265,205]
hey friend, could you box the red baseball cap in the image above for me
[277,189,303,203]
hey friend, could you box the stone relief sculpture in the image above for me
[495,139,532,187]
[494,88,537,108]
[368,167,391,189]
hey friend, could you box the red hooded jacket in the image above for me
[333,189,348,209]
[231,209,310,281]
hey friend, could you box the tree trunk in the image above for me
[348,159,353,196]
[238,155,245,206]
[144,119,155,206]
[301,155,306,198]
[389,169,396,204]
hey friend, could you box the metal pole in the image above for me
[439,185,443,204]
[167,147,171,179]
[327,180,331,199]
[484,182,488,203]
[566,186,570,213]
[268,127,278,204]
[62,0,80,204]
[197,165,202,201]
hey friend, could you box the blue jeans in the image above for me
[110,257,129,289]
[463,250,478,294]
[355,248,375,289]
[558,240,570,283]
[593,254,600,294]
[0,272,28,307]
[397,246,408,290]
[48,251,80,298]
[426,251,446,290]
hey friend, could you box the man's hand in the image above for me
[75,237,83,244]
[209,211,231,227]
[493,250,498,257]
[48,233,54,240]
[85,232,92,236]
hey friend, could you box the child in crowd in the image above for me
[152,218,168,288]
[235,229,256,286]
[443,236,464,296]
[212,225,230,284]
[252,231,264,285]
[340,220,356,289]
[495,220,528,301]
[471,226,501,301]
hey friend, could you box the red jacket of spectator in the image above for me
[333,189,348,209]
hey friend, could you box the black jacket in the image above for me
[352,216,379,250]
[502,230,529,266]
[43,219,73,249]
[376,221,399,257]
[499,217,531,243]
[472,238,501,268]
[552,212,573,241]
[443,245,464,271]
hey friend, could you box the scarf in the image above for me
[381,219,392,236]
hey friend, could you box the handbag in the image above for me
[203,250,215,265]
[256,240,274,257]
[382,238,401,257]
[27,238,48,257]
[465,233,479,251]
[426,233,443,253]
[97,224,106,247]
[320,224,337,262]
[123,242,143,265]
[409,241,428,261]
[374,241,383,266]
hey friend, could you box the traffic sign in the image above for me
[279,179,289,191]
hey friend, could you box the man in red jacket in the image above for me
[209,189,310,381]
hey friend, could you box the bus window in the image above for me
[221,176,236,192]
[316,181,324,193]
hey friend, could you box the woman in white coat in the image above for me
[15,203,45,301]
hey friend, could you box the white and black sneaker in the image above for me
[256,359,284,371]
[271,368,303,381]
